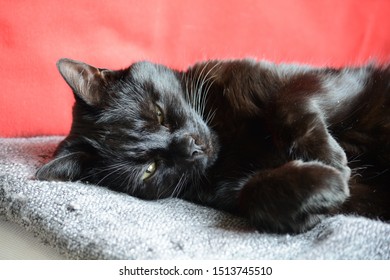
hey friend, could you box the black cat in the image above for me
[36,58,390,233]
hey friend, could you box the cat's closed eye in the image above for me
[155,104,164,125]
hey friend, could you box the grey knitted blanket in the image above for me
[0,136,389,259]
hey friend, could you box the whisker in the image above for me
[205,108,217,126]
[95,162,130,186]
[171,174,188,198]
[157,180,174,199]
[188,61,222,121]
[78,162,125,182]
[122,168,141,194]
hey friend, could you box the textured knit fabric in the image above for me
[1,137,389,259]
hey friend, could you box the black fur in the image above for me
[36,58,390,233]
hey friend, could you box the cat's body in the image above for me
[36,58,390,233]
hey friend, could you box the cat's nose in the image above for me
[188,137,204,158]
[172,134,206,160]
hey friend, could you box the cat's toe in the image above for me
[334,162,351,182]
[295,161,350,213]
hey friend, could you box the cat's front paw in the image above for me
[239,160,350,233]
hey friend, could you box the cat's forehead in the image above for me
[129,61,182,93]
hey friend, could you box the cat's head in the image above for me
[36,58,219,199]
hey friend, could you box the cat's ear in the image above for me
[35,151,90,182]
[57,58,113,106]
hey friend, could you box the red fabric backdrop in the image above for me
[1,0,390,137]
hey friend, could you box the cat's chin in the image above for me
[192,154,213,172]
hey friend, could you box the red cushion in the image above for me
[1,0,389,137]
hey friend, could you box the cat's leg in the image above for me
[228,100,351,233]
[273,103,351,181]
[238,160,349,233]
[290,123,351,181]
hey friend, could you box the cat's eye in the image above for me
[141,162,157,181]
[155,105,164,124]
